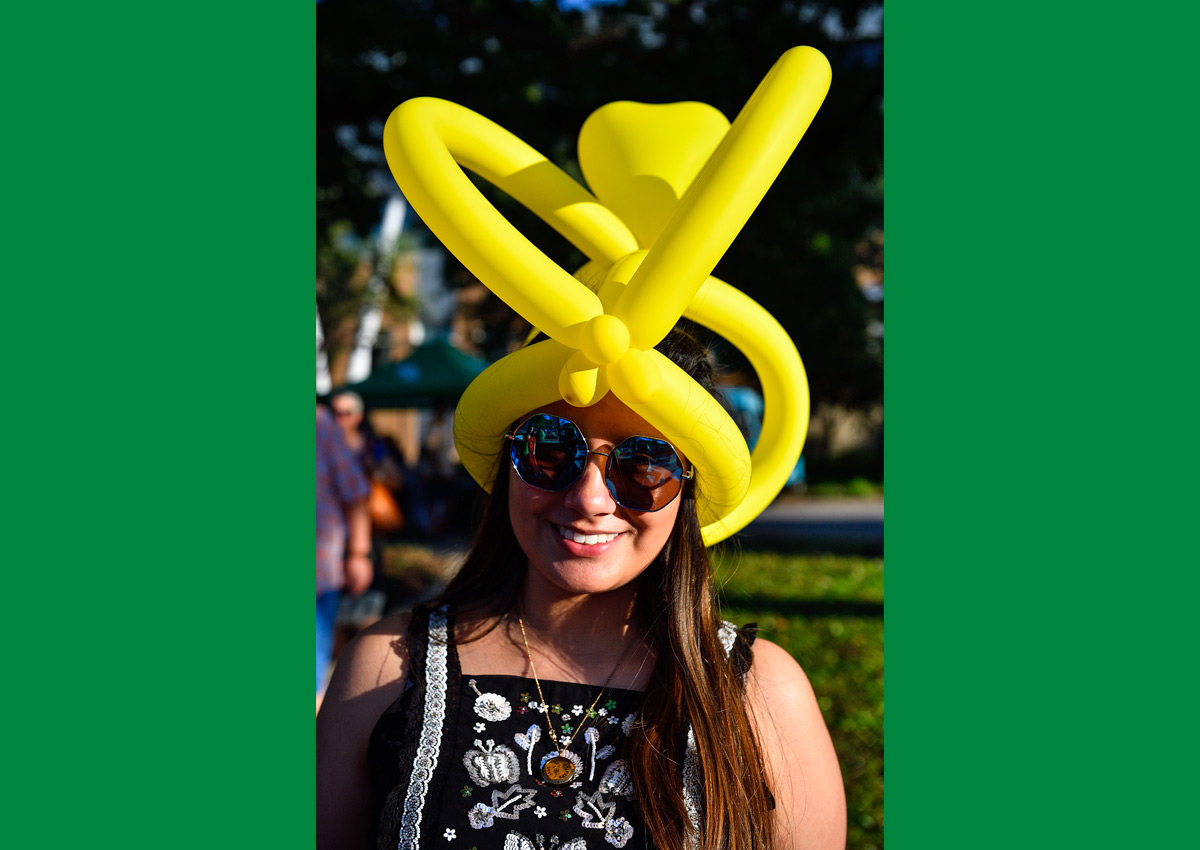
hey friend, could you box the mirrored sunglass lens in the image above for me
[512,415,587,490]
[608,437,685,511]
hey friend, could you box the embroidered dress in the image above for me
[369,607,755,850]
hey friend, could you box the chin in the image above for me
[534,563,650,599]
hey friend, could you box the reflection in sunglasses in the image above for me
[507,414,692,512]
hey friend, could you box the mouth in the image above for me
[555,524,622,546]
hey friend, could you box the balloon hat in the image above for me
[382,46,831,545]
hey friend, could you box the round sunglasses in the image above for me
[506,413,693,512]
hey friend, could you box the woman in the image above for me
[317,327,845,850]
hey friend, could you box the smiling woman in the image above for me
[317,47,846,850]
[317,328,844,850]
[507,396,686,601]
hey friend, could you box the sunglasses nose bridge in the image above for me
[558,447,619,510]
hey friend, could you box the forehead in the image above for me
[533,394,668,444]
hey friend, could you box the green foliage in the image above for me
[713,550,884,850]
[806,478,884,497]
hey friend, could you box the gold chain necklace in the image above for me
[518,615,640,786]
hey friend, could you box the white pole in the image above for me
[344,194,408,384]
[316,304,332,395]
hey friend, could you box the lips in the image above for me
[555,524,621,546]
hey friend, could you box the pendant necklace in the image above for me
[518,615,640,786]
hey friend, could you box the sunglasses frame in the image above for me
[505,413,694,513]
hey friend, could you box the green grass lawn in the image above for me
[712,550,884,850]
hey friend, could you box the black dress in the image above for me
[368,606,755,850]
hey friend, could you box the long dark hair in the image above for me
[431,326,774,850]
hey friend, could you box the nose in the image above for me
[562,450,617,515]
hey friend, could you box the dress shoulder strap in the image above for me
[372,605,460,850]
[720,619,759,683]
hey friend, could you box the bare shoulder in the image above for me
[744,637,823,737]
[745,637,847,850]
[325,610,413,702]
[748,636,810,689]
[317,610,414,849]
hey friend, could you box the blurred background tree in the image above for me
[318,0,882,474]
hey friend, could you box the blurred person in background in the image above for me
[332,390,408,502]
[316,403,373,710]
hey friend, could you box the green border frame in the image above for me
[12,3,1196,847]
[890,6,1195,849]
[7,2,313,844]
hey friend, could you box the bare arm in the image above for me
[316,613,411,850]
[746,638,847,850]
[342,499,373,594]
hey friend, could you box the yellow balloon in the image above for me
[383,46,831,545]
[610,47,831,351]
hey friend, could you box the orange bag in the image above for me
[368,479,404,532]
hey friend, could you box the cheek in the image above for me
[508,469,552,532]
[633,502,680,551]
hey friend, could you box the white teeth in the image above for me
[558,526,618,545]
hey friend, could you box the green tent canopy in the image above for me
[334,338,488,409]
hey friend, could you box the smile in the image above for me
[556,525,621,546]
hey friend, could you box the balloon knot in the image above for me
[579,313,630,366]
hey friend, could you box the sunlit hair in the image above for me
[331,390,364,415]
[430,324,774,850]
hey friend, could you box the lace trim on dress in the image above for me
[399,607,451,850]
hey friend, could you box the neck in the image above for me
[515,585,640,653]
[505,584,652,689]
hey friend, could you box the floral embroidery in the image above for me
[469,679,514,722]
[502,832,586,850]
[445,828,457,841]
[464,739,522,786]
[467,785,538,829]
[599,761,634,799]
[572,790,635,848]
[514,724,543,775]
[436,624,685,849]
[584,728,616,780]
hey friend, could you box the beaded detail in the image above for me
[376,613,754,850]
[399,608,451,850]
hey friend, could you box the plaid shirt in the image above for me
[316,405,370,594]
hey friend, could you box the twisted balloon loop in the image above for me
[383,46,830,544]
